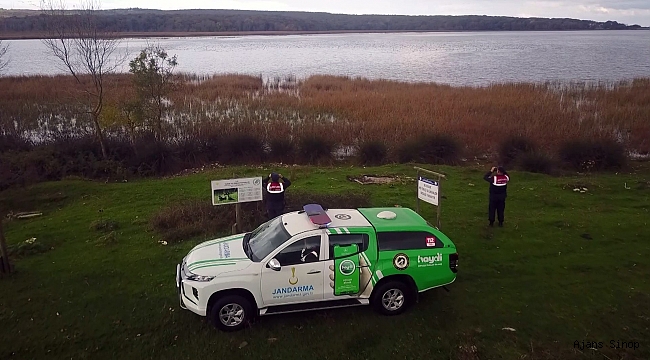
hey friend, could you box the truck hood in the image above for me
[184,233,252,276]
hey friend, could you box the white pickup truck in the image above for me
[176,204,459,331]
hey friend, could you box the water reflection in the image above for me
[2,31,650,86]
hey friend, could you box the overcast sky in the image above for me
[3,0,650,26]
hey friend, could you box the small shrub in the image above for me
[0,153,21,190]
[156,227,205,244]
[518,152,555,174]
[105,137,135,163]
[8,238,49,257]
[592,140,627,170]
[297,136,333,164]
[418,134,462,165]
[50,135,102,160]
[559,139,626,171]
[559,140,594,171]
[269,138,295,163]
[220,134,264,164]
[174,138,208,168]
[150,199,264,243]
[358,140,388,165]
[498,136,537,166]
[130,135,179,176]
[95,231,118,246]
[90,219,119,232]
[396,140,422,163]
[198,131,223,163]
[0,134,32,153]
[151,192,372,242]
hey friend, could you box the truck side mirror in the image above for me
[267,258,281,271]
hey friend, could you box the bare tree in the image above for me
[0,40,8,74]
[40,0,126,159]
[0,42,10,275]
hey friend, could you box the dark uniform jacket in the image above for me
[262,175,291,210]
[483,172,510,200]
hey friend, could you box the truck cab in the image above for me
[176,205,458,331]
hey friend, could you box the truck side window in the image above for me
[376,231,445,250]
[328,233,369,259]
[275,235,321,266]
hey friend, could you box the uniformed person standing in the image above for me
[483,166,510,227]
[262,172,291,219]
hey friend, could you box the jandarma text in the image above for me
[574,340,640,350]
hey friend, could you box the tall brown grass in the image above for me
[1,73,648,157]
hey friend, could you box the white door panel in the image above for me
[260,231,326,306]
[261,263,324,306]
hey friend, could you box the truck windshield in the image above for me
[247,216,291,262]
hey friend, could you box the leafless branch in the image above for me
[0,40,8,74]
[39,0,128,158]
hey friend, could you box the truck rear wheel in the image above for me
[371,281,411,316]
[209,295,252,332]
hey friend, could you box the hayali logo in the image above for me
[418,254,443,267]
[393,253,409,270]
[339,259,356,275]
[335,214,352,220]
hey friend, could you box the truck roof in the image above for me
[357,207,430,232]
[282,206,432,236]
[282,208,372,236]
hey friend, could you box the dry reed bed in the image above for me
[1,73,649,155]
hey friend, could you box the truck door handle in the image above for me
[307,270,321,274]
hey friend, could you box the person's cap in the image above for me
[271,173,280,181]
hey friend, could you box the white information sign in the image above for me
[211,177,263,206]
[417,176,439,206]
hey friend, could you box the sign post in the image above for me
[414,166,447,230]
[211,177,263,233]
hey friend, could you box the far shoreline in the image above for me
[1,28,648,40]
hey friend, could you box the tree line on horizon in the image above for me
[0,9,646,35]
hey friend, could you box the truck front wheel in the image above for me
[371,281,411,316]
[209,295,252,332]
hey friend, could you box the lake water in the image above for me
[2,31,650,86]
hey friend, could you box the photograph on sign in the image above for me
[417,176,439,206]
[211,177,263,206]
[213,188,238,205]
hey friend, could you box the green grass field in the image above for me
[1,163,649,360]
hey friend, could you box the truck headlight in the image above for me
[182,261,215,282]
[186,273,215,282]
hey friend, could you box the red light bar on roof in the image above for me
[303,204,331,228]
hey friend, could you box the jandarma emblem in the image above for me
[289,267,298,285]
